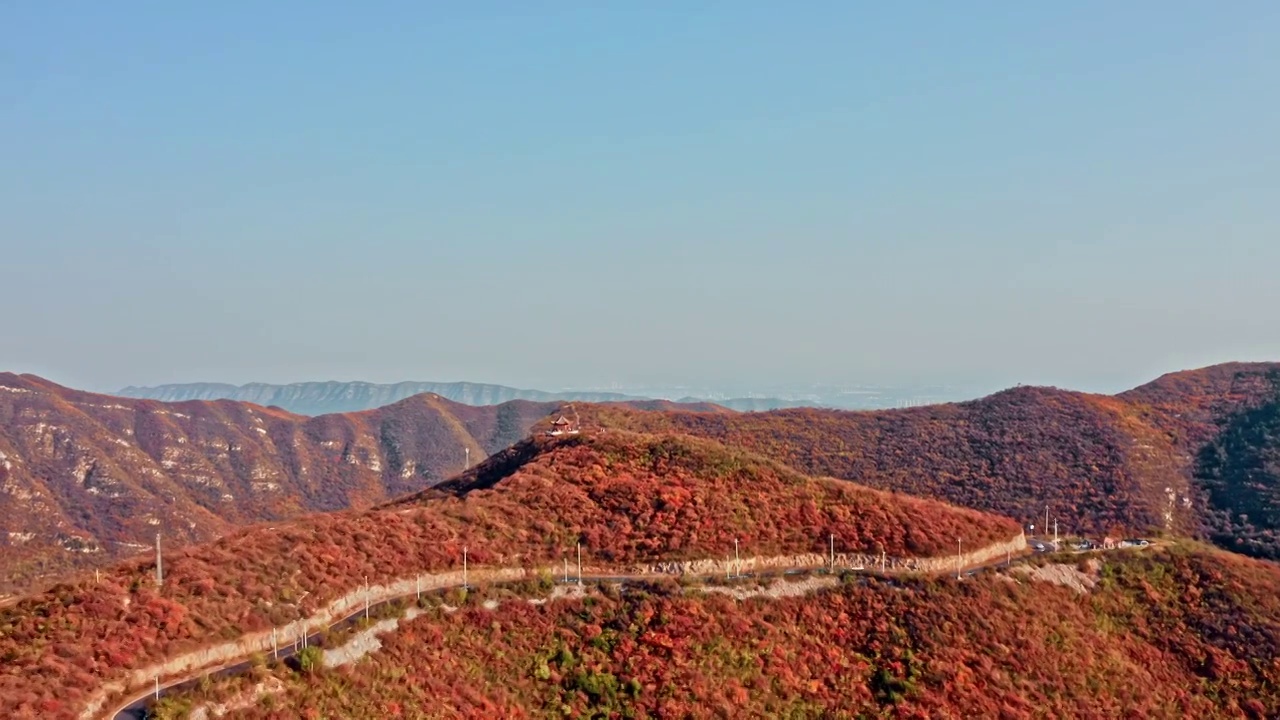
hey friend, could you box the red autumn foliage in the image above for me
[0,372,710,595]
[582,363,1280,546]
[192,546,1280,720]
[0,431,1013,718]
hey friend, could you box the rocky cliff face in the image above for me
[117,380,644,416]
[0,373,564,594]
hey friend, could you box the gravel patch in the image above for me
[702,576,839,601]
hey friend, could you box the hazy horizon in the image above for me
[5,3,1279,396]
[14,353,1277,403]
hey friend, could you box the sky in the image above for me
[3,2,1279,396]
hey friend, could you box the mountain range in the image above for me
[2,362,1280,717]
[576,363,1280,554]
[4,362,1279,601]
[0,372,723,594]
[117,380,811,415]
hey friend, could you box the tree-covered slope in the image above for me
[0,431,1016,718]
[154,545,1280,719]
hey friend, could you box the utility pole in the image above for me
[734,538,740,578]
[576,543,582,585]
[1053,519,1059,549]
[155,532,163,588]
[416,575,421,600]
[364,576,370,620]
[464,447,470,470]
[881,550,887,573]
[154,676,159,702]
[464,546,469,588]
[957,538,962,580]
[563,557,569,584]
[94,569,100,585]
[829,534,835,573]
[272,628,278,660]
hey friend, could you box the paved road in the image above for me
[109,548,1052,719]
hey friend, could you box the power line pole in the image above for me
[416,574,421,601]
[829,534,835,573]
[272,628,278,661]
[576,543,582,585]
[464,546,469,588]
[563,556,569,584]
[464,447,470,470]
[956,538,962,580]
[1053,519,1059,549]
[154,675,159,702]
[734,538,740,578]
[1045,506,1049,536]
[155,532,163,588]
[364,576,370,620]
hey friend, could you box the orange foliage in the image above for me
[201,547,1280,719]
[0,431,1014,718]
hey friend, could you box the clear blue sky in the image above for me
[3,2,1278,395]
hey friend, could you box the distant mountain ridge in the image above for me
[116,380,641,416]
[117,381,808,414]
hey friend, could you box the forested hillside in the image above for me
[0,373,561,593]
[582,363,1280,557]
[0,431,1017,718]
[5,362,1279,598]
[152,545,1280,719]
[580,387,1188,536]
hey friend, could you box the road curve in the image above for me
[105,546,1040,720]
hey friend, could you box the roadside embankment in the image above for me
[84,532,1027,720]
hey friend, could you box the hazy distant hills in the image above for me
[116,381,641,416]
[117,380,810,415]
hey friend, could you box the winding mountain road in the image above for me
[103,545,1046,720]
